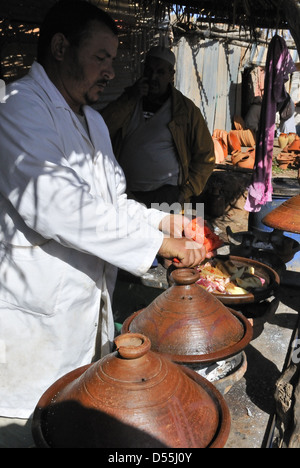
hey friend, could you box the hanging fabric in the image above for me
[245,35,296,213]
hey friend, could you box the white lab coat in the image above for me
[0,62,166,418]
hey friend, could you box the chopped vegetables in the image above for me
[196,259,266,295]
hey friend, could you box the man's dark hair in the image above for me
[37,0,118,64]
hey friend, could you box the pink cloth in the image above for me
[245,35,296,212]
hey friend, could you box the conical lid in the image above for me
[32,333,231,448]
[263,194,300,234]
[122,268,252,364]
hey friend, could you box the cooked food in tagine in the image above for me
[196,259,266,295]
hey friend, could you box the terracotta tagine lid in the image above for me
[263,194,300,234]
[122,268,253,364]
[31,333,231,448]
[287,138,300,152]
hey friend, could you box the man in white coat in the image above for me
[0,1,208,447]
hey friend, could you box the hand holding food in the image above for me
[158,237,207,268]
[159,214,191,239]
[184,217,223,253]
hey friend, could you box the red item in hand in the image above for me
[185,218,223,253]
[203,224,223,252]
[184,217,205,245]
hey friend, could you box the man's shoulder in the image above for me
[2,76,40,111]
[4,64,50,105]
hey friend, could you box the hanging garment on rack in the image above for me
[245,35,296,213]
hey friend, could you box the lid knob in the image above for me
[171,268,200,285]
[114,333,151,359]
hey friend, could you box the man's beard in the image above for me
[66,50,107,105]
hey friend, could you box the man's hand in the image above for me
[159,214,191,239]
[158,237,207,268]
[130,77,149,98]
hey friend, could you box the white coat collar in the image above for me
[28,61,105,150]
[29,61,71,110]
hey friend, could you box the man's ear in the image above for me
[50,33,69,61]
[170,68,175,84]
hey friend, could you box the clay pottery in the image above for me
[288,132,297,145]
[233,115,245,130]
[213,137,226,164]
[263,194,300,234]
[240,129,256,147]
[122,268,253,364]
[278,133,289,149]
[213,129,228,158]
[232,148,255,169]
[228,130,241,152]
[287,138,300,153]
[276,152,296,170]
[247,130,256,147]
[229,129,256,148]
[247,129,256,147]
[31,333,231,448]
[218,137,228,158]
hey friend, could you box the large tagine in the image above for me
[32,333,230,448]
[263,194,300,234]
[122,268,253,364]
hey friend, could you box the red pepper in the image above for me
[172,219,223,264]
[184,218,223,253]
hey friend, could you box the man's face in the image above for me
[57,21,118,113]
[143,56,174,99]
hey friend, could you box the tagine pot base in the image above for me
[32,333,231,448]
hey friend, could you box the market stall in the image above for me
[1,0,300,450]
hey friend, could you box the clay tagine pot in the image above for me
[31,333,231,448]
[122,268,253,364]
[276,152,296,170]
[262,194,300,234]
[232,148,255,169]
[287,137,300,153]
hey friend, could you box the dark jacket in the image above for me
[101,84,215,201]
